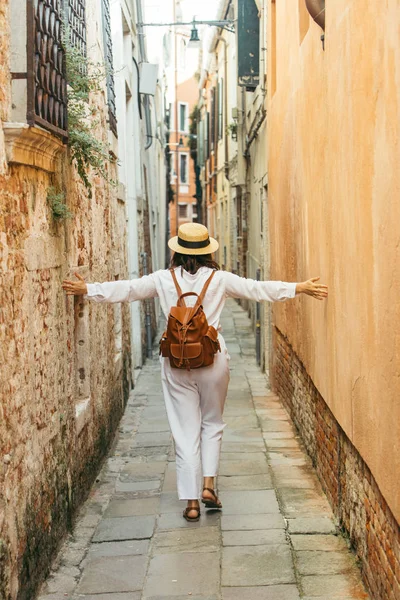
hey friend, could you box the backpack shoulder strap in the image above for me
[170,268,184,304]
[198,270,216,305]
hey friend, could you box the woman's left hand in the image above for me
[296,277,328,300]
[62,272,88,296]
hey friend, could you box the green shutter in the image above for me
[237,0,260,90]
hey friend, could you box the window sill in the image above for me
[2,123,65,173]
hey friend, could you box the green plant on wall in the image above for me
[226,121,238,141]
[64,40,117,198]
[47,187,73,221]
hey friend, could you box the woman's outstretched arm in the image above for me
[223,272,328,302]
[62,272,158,302]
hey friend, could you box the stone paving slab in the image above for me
[115,479,161,493]
[73,594,141,600]
[37,300,369,600]
[270,464,319,489]
[222,528,286,546]
[152,526,220,554]
[86,539,149,558]
[92,516,155,542]
[218,474,272,491]
[296,550,357,576]
[221,513,285,531]
[104,497,160,517]
[222,429,263,442]
[301,573,370,597]
[76,555,148,593]
[144,596,218,600]
[279,487,332,516]
[222,544,295,586]
[143,553,220,597]
[221,586,300,600]
[291,533,349,552]
[219,457,269,476]
[157,511,220,530]
[287,516,336,535]
[220,490,280,514]
[221,441,265,452]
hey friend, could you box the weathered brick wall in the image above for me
[272,327,400,600]
[0,4,132,599]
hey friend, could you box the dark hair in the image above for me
[170,252,220,275]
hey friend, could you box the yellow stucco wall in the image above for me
[268,0,400,522]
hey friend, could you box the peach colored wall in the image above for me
[169,77,198,235]
[268,0,400,522]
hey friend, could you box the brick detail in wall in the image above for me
[272,327,400,600]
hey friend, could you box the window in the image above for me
[180,153,188,184]
[178,204,188,219]
[101,0,118,136]
[179,102,188,132]
[25,0,71,138]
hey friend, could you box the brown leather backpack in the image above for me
[159,269,221,370]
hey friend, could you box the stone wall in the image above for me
[0,2,132,598]
[272,327,400,600]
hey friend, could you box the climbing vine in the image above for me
[64,41,117,198]
[47,187,73,221]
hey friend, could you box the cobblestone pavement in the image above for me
[38,300,370,600]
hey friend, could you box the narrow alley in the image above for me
[38,300,369,600]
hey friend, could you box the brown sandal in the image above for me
[183,506,201,522]
[201,487,222,509]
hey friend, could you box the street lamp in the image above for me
[138,17,235,34]
[188,23,201,48]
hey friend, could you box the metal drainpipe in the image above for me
[215,36,229,179]
[256,267,261,366]
[136,0,153,149]
[141,252,153,359]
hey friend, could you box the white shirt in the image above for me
[86,267,297,334]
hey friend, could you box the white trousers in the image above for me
[160,350,230,500]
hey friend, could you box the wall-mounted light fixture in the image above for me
[138,17,235,44]
[188,23,201,48]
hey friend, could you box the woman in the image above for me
[62,223,328,522]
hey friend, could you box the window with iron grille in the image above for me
[65,0,87,57]
[101,0,118,136]
[27,0,69,139]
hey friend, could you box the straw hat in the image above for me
[168,223,219,256]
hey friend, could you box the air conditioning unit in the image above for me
[139,63,159,96]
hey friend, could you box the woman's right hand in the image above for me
[62,272,88,296]
[296,277,328,300]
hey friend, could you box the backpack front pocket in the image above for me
[170,342,204,369]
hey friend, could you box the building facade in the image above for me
[197,0,271,368]
[111,0,167,368]
[197,1,400,598]
[0,0,164,598]
[268,2,400,598]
